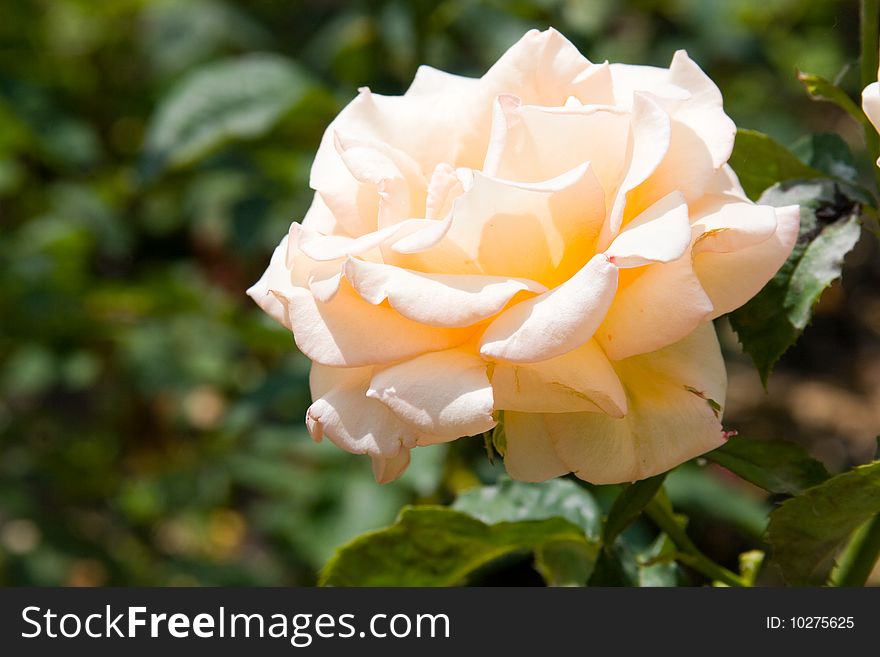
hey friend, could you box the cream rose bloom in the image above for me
[248,29,799,484]
[863,71,880,165]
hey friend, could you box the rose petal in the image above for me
[277,281,473,367]
[483,97,630,196]
[482,28,614,106]
[247,235,295,328]
[306,364,414,457]
[603,92,672,241]
[503,412,569,482]
[605,191,691,267]
[596,253,714,361]
[344,257,545,327]
[694,204,799,318]
[864,81,880,165]
[371,449,412,484]
[546,322,727,484]
[480,254,618,363]
[413,162,607,288]
[490,338,626,416]
[291,214,453,263]
[691,201,778,255]
[334,133,427,229]
[367,349,495,440]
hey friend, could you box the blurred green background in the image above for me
[1,0,878,586]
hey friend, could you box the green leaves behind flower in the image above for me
[796,70,868,129]
[705,435,830,496]
[728,129,822,200]
[766,460,880,585]
[728,178,861,385]
[319,479,602,586]
[139,54,312,182]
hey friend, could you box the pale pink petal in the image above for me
[367,349,495,440]
[546,322,727,484]
[596,254,714,361]
[482,28,614,106]
[371,449,412,484]
[691,201,778,255]
[306,364,414,457]
[425,163,465,220]
[483,97,630,196]
[863,81,880,165]
[694,204,799,318]
[666,50,736,168]
[307,261,344,303]
[605,192,691,267]
[300,193,348,235]
[291,214,453,263]
[334,133,426,228]
[277,282,474,367]
[343,257,545,327]
[610,51,735,169]
[480,254,618,363]
[246,235,294,328]
[490,338,626,416]
[503,412,569,482]
[603,92,672,241]
[399,162,606,288]
[608,51,736,223]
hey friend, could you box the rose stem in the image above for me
[830,513,880,586]
[644,498,750,587]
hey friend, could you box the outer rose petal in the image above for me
[343,257,546,328]
[367,349,495,440]
[545,322,727,484]
[291,214,453,263]
[306,366,410,457]
[691,201,778,254]
[596,254,714,361]
[372,449,412,484]
[693,204,799,318]
[503,412,569,482]
[247,235,294,328]
[490,338,627,416]
[863,81,880,165]
[301,193,348,235]
[307,364,427,483]
[609,50,735,169]
[277,281,474,367]
[482,28,615,107]
[480,254,618,363]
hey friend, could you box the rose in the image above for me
[863,72,880,164]
[248,29,799,484]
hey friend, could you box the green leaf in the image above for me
[767,461,880,585]
[139,54,311,181]
[797,70,868,128]
[318,506,593,586]
[587,531,680,587]
[535,540,596,586]
[666,464,770,539]
[452,477,601,538]
[728,129,822,200]
[601,473,666,548]
[728,179,861,385]
[705,436,830,495]
[791,132,860,184]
